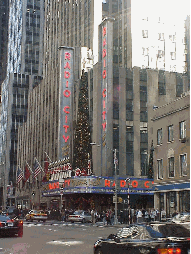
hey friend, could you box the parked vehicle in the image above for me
[93,223,190,254]
[68,210,92,223]
[25,210,47,222]
[0,214,23,237]
[1,207,21,218]
[170,212,190,223]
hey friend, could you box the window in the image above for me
[142,30,148,38]
[170,52,176,60]
[168,125,174,142]
[180,154,187,176]
[168,157,174,177]
[157,159,163,179]
[157,128,162,145]
[179,121,186,139]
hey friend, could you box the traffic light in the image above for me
[32,191,35,196]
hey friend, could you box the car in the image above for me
[68,210,92,223]
[0,214,23,237]
[170,212,190,224]
[25,210,47,222]
[93,223,190,254]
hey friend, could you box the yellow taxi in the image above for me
[25,210,47,222]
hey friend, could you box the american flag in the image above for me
[17,166,23,184]
[34,159,41,179]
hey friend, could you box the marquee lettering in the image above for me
[63,106,70,113]
[65,52,71,60]
[102,70,107,79]
[64,71,70,79]
[132,180,138,188]
[144,181,150,188]
[63,135,69,142]
[63,90,71,97]
[64,62,71,69]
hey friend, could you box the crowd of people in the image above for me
[0,206,167,224]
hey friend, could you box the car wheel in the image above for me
[82,218,85,223]
[95,249,103,254]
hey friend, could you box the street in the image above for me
[0,221,121,254]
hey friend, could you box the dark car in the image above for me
[93,223,190,254]
[0,214,23,237]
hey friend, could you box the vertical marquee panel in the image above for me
[101,18,114,176]
[58,47,74,160]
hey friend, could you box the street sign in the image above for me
[113,196,123,203]
[113,195,117,203]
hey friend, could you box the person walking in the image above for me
[137,209,143,223]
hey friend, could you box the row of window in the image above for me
[157,153,187,179]
[157,121,186,145]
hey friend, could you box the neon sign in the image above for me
[102,26,107,133]
[59,47,74,159]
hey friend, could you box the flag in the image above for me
[24,164,31,183]
[16,166,23,184]
[34,158,41,179]
[44,157,49,174]
[42,156,50,182]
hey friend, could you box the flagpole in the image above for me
[44,152,52,163]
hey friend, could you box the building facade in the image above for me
[0,0,9,86]
[0,0,44,207]
[151,92,190,217]
[15,1,190,212]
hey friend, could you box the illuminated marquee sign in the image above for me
[42,177,154,196]
[102,26,107,136]
[59,47,74,159]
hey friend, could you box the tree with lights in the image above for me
[147,140,154,179]
[73,70,92,175]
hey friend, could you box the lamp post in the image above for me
[60,187,63,212]
[126,178,131,225]
[114,149,118,225]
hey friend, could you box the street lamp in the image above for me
[60,187,63,212]
[114,149,118,225]
[126,178,131,225]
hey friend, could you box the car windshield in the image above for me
[148,224,190,238]
[0,215,11,221]
[74,211,83,215]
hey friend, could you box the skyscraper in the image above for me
[0,0,44,207]
[0,0,9,85]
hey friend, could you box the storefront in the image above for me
[154,182,190,217]
[42,176,154,212]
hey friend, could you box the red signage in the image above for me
[102,26,107,132]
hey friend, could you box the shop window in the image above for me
[179,121,186,140]
[180,154,187,176]
[157,159,163,179]
[168,157,174,177]
[168,125,174,142]
[157,128,162,145]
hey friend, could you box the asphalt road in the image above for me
[0,221,121,254]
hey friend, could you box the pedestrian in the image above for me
[150,209,156,221]
[102,211,106,225]
[106,210,111,225]
[137,209,143,223]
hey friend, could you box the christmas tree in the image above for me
[73,70,92,175]
[147,140,154,179]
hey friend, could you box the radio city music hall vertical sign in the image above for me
[58,46,74,160]
[102,25,107,146]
